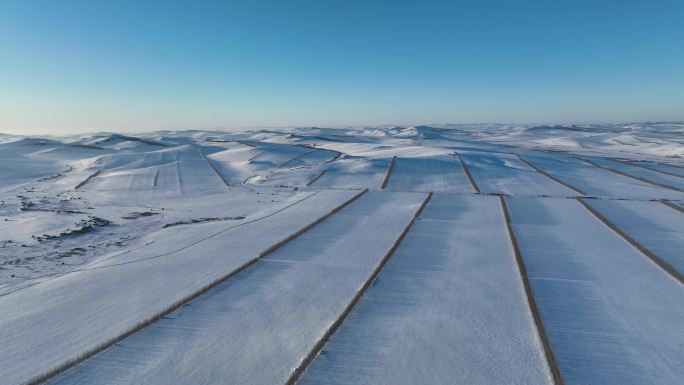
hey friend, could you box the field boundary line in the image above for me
[380,156,396,189]
[325,151,343,163]
[516,154,586,195]
[660,199,684,214]
[575,157,684,193]
[619,160,684,179]
[658,161,684,170]
[499,196,565,385]
[152,168,159,187]
[577,197,684,284]
[306,152,343,187]
[279,149,318,168]
[455,152,481,193]
[113,134,169,148]
[306,168,328,187]
[198,148,230,188]
[74,169,101,190]
[236,140,257,148]
[25,189,369,385]
[284,191,433,385]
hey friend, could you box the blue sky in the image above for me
[1,0,683,134]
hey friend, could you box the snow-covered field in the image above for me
[1,123,683,385]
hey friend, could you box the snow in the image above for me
[47,191,426,385]
[311,158,390,189]
[581,156,684,192]
[585,199,684,277]
[460,150,576,196]
[383,155,473,193]
[507,197,684,385]
[299,195,552,385]
[0,189,358,385]
[631,161,684,178]
[1,123,684,384]
[522,153,684,199]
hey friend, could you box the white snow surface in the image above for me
[0,189,358,385]
[299,195,552,385]
[1,123,683,385]
[47,191,426,385]
[507,197,684,385]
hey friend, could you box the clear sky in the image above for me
[1,0,683,135]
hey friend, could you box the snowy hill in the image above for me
[1,124,683,385]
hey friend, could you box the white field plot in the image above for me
[84,145,227,193]
[521,153,684,199]
[460,150,576,196]
[255,149,339,187]
[627,160,684,178]
[311,158,390,189]
[299,195,552,385]
[507,197,684,385]
[580,156,684,192]
[47,191,426,385]
[205,143,337,187]
[2,124,684,385]
[0,190,358,385]
[585,199,684,279]
[383,156,473,193]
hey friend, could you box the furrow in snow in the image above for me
[661,199,684,214]
[456,152,481,193]
[380,156,396,189]
[74,169,101,190]
[501,196,564,385]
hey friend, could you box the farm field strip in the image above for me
[3,124,684,385]
[47,191,427,385]
[506,197,684,385]
[578,157,684,192]
[520,153,684,200]
[0,189,360,385]
[298,194,553,385]
[621,160,684,178]
[581,198,684,283]
[311,158,390,189]
[383,156,473,193]
[460,151,576,196]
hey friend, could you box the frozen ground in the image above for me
[1,123,683,385]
